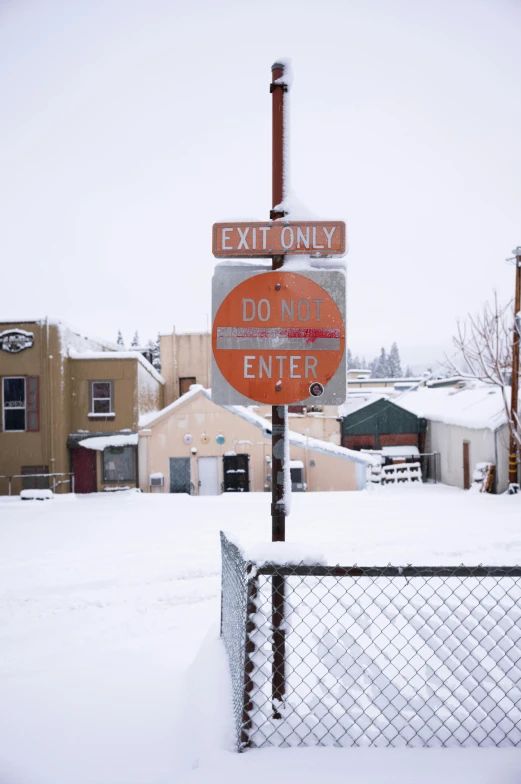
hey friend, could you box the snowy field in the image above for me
[1,486,521,783]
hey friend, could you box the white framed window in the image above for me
[3,377,26,432]
[90,381,113,415]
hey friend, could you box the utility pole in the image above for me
[270,60,287,717]
[509,247,521,489]
[270,61,287,542]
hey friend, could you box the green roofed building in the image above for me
[341,397,427,452]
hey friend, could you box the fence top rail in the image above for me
[0,472,73,480]
[255,564,521,578]
[220,534,521,578]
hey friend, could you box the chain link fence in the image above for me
[220,532,521,751]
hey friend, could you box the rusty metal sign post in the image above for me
[211,61,347,721]
[270,62,288,719]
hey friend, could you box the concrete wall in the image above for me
[139,391,357,494]
[160,332,211,406]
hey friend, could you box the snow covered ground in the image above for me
[1,486,521,783]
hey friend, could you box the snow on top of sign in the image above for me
[273,191,318,221]
[283,255,347,272]
[272,192,348,270]
[0,328,34,338]
[399,385,509,431]
[79,434,139,450]
[69,349,164,385]
[215,261,271,270]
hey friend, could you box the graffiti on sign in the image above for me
[212,268,345,405]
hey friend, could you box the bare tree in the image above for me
[445,293,519,449]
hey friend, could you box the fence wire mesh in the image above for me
[220,532,250,747]
[220,533,521,751]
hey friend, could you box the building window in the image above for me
[91,381,113,414]
[103,446,135,483]
[22,466,49,490]
[3,377,26,431]
[179,377,196,397]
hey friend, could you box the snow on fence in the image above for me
[220,532,521,751]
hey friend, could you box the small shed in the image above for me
[341,398,427,452]
[400,386,513,493]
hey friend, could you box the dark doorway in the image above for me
[179,377,196,397]
[223,453,250,492]
[463,441,470,490]
[72,448,97,493]
[170,457,191,493]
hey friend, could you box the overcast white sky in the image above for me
[1,0,520,367]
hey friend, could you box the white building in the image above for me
[400,385,513,493]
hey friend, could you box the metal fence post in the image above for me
[241,564,259,749]
[272,572,285,717]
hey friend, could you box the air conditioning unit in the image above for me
[149,473,164,487]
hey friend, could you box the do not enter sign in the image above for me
[212,269,346,405]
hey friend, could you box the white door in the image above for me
[198,457,220,495]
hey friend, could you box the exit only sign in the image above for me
[212,221,346,258]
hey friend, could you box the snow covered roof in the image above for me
[69,349,164,385]
[399,386,508,431]
[382,446,419,457]
[78,434,139,450]
[338,392,389,418]
[139,386,377,466]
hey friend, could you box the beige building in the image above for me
[158,331,344,446]
[255,404,342,446]
[138,386,371,494]
[160,331,211,405]
[0,319,163,495]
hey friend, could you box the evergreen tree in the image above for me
[347,348,353,368]
[151,334,161,373]
[371,347,389,378]
[388,342,403,378]
[404,365,413,377]
[116,330,124,347]
[131,330,140,347]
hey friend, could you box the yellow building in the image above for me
[0,319,163,494]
